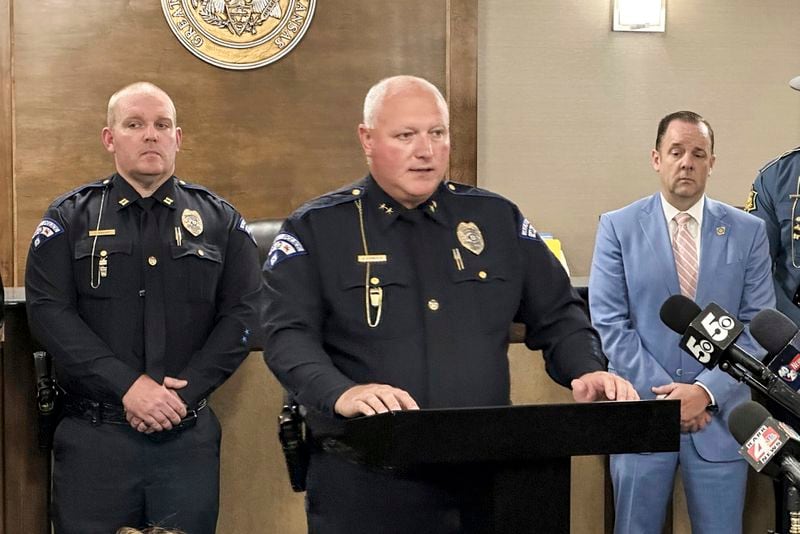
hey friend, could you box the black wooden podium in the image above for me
[307,400,680,534]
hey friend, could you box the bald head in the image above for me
[362,76,449,129]
[107,82,176,128]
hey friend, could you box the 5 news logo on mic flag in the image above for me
[679,302,744,367]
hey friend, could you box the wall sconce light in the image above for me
[613,0,666,32]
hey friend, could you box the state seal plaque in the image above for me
[161,0,316,70]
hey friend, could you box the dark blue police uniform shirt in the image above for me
[263,175,606,415]
[25,174,262,406]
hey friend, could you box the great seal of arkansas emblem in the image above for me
[161,0,316,70]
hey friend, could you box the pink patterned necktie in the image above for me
[672,212,698,299]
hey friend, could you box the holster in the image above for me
[278,398,309,492]
[33,351,63,450]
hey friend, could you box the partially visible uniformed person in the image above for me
[25,82,261,534]
[745,75,800,534]
[262,75,639,533]
[746,76,800,327]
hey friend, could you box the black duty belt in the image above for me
[63,395,207,441]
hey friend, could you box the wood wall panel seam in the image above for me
[0,0,13,289]
[446,0,478,186]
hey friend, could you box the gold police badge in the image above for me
[182,209,204,237]
[457,222,485,255]
[161,0,316,70]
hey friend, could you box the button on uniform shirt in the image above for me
[25,174,262,406]
[262,175,606,415]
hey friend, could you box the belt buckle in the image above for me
[176,408,199,431]
[88,400,101,425]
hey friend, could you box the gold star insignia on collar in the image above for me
[379,203,394,215]
[118,198,130,207]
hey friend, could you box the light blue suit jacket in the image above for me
[589,193,775,461]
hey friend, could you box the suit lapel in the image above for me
[696,199,729,303]
[638,194,681,296]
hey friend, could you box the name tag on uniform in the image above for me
[357,254,388,263]
[88,229,116,237]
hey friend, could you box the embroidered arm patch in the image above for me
[31,218,64,249]
[520,217,541,241]
[236,217,258,246]
[267,232,307,269]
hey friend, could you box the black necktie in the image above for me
[139,197,166,383]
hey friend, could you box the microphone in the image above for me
[659,295,768,380]
[750,308,800,392]
[660,295,800,418]
[729,401,800,487]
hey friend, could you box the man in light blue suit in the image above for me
[589,111,775,534]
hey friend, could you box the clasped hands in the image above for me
[651,382,712,433]
[122,374,188,434]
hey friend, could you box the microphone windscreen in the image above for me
[729,400,772,445]
[749,308,799,357]
[659,294,701,334]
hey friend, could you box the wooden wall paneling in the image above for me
[2,306,49,534]
[11,1,474,532]
[446,0,478,186]
[0,0,12,287]
[12,0,451,281]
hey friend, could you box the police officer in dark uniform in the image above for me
[262,75,639,533]
[745,75,800,534]
[25,82,261,534]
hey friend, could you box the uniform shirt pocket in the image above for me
[170,243,222,302]
[451,260,518,333]
[73,238,134,298]
[335,261,415,340]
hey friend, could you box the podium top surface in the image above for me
[308,400,680,469]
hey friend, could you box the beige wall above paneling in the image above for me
[478,0,800,277]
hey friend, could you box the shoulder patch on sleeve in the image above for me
[520,217,541,241]
[744,187,757,213]
[267,232,307,269]
[236,216,258,246]
[31,218,64,249]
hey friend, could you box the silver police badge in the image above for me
[182,209,204,237]
[457,222,484,255]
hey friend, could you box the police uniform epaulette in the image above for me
[293,183,365,218]
[758,146,800,174]
[51,179,109,207]
[176,178,237,211]
[443,181,508,202]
